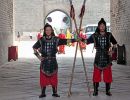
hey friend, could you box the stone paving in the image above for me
[0,57,130,100]
[0,41,130,100]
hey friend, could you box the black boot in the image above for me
[39,87,46,98]
[93,82,99,96]
[106,83,112,96]
[52,87,60,97]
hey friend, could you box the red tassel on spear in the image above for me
[79,5,85,18]
[79,0,86,18]
[69,0,75,20]
[70,5,75,19]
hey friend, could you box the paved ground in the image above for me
[0,58,130,100]
[0,41,130,100]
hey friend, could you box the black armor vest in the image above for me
[39,36,59,57]
[39,36,59,76]
[93,32,112,69]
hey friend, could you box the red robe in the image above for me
[40,69,57,87]
[58,33,66,54]
[37,33,43,40]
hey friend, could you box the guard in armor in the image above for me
[33,23,76,98]
[83,18,117,96]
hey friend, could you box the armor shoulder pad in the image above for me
[93,32,98,37]
[53,36,58,39]
[38,38,42,49]
[39,36,46,44]
[52,36,59,44]
[106,32,112,38]
[107,32,112,36]
[94,32,98,35]
[54,36,60,46]
[52,36,57,41]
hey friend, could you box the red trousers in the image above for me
[93,65,112,83]
[40,70,58,87]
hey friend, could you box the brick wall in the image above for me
[0,0,13,65]
[14,0,44,35]
[111,0,130,65]
[14,0,110,34]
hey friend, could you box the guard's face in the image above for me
[45,27,52,36]
[99,23,106,32]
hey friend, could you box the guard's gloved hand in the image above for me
[76,37,82,42]
[77,37,87,44]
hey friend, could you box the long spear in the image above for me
[78,0,91,96]
[68,0,91,96]
[68,0,79,96]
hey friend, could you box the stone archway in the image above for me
[44,9,72,34]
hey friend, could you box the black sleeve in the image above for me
[110,33,117,45]
[33,40,41,49]
[87,35,94,44]
[81,34,94,44]
[58,39,76,46]
[80,34,94,44]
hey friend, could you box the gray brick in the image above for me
[14,0,110,34]
[111,0,130,65]
[0,0,13,66]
